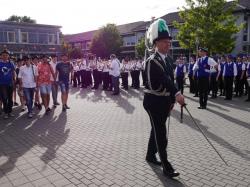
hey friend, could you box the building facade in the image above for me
[64,0,250,59]
[0,21,61,57]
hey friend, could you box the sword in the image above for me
[180,105,183,123]
[182,104,228,166]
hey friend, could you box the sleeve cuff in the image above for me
[175,91,181,97]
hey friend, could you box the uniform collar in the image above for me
[156,50,167,61]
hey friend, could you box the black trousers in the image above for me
[235,76,244,96]
[85,71,92,87]
[143,94,174,172]
[130,70,135,87]
[141,70,146,86]
[108,74,112,90]
[176,76,184,94]
[93,69,99,88]
[247,85,250,100]
[210,76,218,97]
[218,75,225,95]
[73,72,79,87]
[102,72,109,90]
[243,76,248,94]
[121,72,128,89]
[188,75,195,93]
[194,76,199,96]
[0,85,13,114]
[134,70,140,89]
[76,71,81,85]
[224,76,234,99]
[198,77,209,107]
[80,70,86,87]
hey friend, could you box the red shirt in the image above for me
[37,63,52,85]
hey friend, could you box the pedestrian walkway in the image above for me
[0,88,249,187]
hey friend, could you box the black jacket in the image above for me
[144,52,178,103]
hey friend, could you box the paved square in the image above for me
[0,87,250,186]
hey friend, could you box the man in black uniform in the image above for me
[143,19,185,178]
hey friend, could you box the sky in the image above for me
[1,0,187,34]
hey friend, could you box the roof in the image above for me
[0,21,61,28]
[64,21,149,42]
[64,30,96,43]
[238,0,250,9]
[160,11,183,25]
[116,21,147,35]
[63,0,250,43]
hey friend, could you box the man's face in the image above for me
[33,59,38,65]
[155,39,171,54]
[61,55,68,62]
[43,57,48,63]
[25,59,31,66]
[1,53,9,61]
[198,50,204,57]
[53,57,57,62]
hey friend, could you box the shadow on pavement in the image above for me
[148,164,186,187]
[171,109,250,162]
[0,109,70,177]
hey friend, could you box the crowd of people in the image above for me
[0,50,145,119]
[0,50,73,119]
[174,52,250,109]
[0,47,250,120]
[71,55,144,92]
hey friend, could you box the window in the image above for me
[243,15,248,42]
[171,28,179,40]
[21,32,28,43]
[7,32,15,43]
[86,42,91,49]
[39,33,47,44]
[243,35,248,42]
[48,34,55,44]
[74,42,82,48]
[123,36,136,46]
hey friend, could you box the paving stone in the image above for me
[0,89,249,187]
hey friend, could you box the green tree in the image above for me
[174,0,243,54]
[135,37,146,58]
[60,40,81,59]
[90,24,123,58]
[6,15,36,23]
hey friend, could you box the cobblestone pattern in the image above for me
[0,87,249,187]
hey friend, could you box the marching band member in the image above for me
[193,47,217,109]
[120,57,130,90]
[175,57,186,94]
[134,58,143,89]
[223,55,237,100]
[79,58,87,88]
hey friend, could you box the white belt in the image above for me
[144,89,170,96]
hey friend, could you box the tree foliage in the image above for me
[61,41,82,59]
[6,15,36,23]
[90,24,123,58]
[174,0,243,54]
[135,37,146,58]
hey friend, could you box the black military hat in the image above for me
[152,19,172,44]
